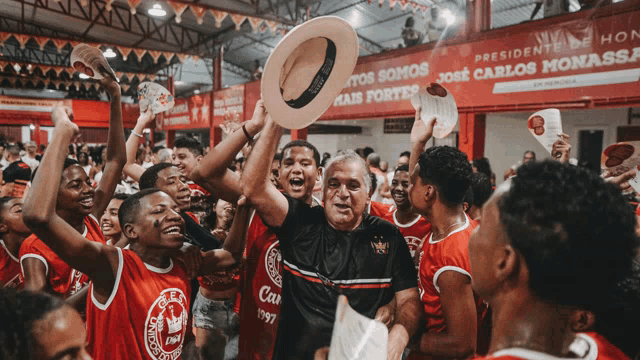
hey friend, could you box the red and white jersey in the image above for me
[381,209,431,262]
[19,215,104,297]
[475,332,629,360]
[86,248,191,360]
[0,240,23,289]
[417,214,486,333]
[368,201,393,218]
[238,213,282,360]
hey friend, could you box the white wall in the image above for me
[485,108,630,185]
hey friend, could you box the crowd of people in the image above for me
[1,74,639,360]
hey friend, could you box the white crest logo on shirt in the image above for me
[145,288,188,360]
[265,241,282,288]
[405,236,423,258]
[69,269,86,296]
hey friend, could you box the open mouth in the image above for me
[102,224,113,231]
[334,203,350,211]
[162,225,183,235]
[177,193,191,203]
[393,192,407,203]
[289,178,305,190]
[79,197,94,208]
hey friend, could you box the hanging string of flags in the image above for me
[0,31,202,65]
[0,74,143,93]
[369,0,430,17]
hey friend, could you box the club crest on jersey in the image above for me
[371,236,389,255]
[405,236,423,258]
[145,288,188,360]
[3,273,23,288]
[265,241,282,288]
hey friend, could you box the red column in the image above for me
[211,126,222,148]
[149,128,155,147]
[458,113,486,160]
[290,128,308,141]
[33,122,41,147]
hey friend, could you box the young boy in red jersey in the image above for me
[20,78,124,308]
[0,197,31,288]
[23,106,250,360]
[469,161,638,360]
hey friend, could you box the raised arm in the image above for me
[387,287,422,360]
[190,101,267,203]
[409,107,436,174]
[198,196,252,274]
[123,109,155,183]
[92,79,127,219]
[239,116,289,228]
[23,107,119,300]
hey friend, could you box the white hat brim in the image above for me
[261,16,359,130]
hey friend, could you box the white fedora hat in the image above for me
[261,16,359,129]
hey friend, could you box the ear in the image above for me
[496,244,519,282]
[0,223,8,233]
[569,310,596,332]
[122,223,139,241]
[196,155,203,163]
[317,166,323,179]
[423,184,436,203]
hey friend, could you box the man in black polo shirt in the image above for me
[1,145,32,198]
[240,117,421,360]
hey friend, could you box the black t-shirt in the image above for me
[271,195,417,360]
[181,211,221,251]
[3,161,31,198]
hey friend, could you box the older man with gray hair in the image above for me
[240,116,421,360]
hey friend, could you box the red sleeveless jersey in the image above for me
[238,213,282,360]
[19,215,104,297]
[86,248,191,360]
[381,209,431,262]
[0,240,23,289]
[473,332,629,360]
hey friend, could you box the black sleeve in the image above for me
[3,165,14,183]
[182,212,222,251]
[391,230,418,292]
[269,194,310,247]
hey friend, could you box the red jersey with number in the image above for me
[238,213,282,360]
[417,214,486,333]
[0,240,23,289]
[19,215,104,297]
[86,248,191,360]
[368,201,392,218]
[381,209,431,262]
[473,333,629,360]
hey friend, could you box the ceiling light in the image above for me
[103,48,117,58]
[193,89,200,94]
[148,4,166,17]
[79,73,90,79]
[29,124,35,130]
[442,9,455,26]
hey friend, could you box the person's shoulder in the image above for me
[578,332,631,360]
[19,234,46,255]
[364,214,403,238]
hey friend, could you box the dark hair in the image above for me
[470,173,493,207]
[68,145,75,156]
[394,164,410,174]
[405,16,415,28]
[31,158,78,182]
[0,289,68,359]
[152,145,165,154]
[472,158,492,178]
[369,171,378,196]
[499,160,638,311]
[281,140,320,167]
[118,188,163,231]
[6,145,19,157]
[363,147,374,159]
[139,163,175,190]
[417,146,472,206]
[273,152,282,162]
[0,197,14,230]
[135,148,146,162]
[174,136,203,157]
[462,187,474,206]
[524,150,536,159]
[112,193,130,201]
[399,151,411,159]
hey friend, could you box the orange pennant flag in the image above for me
[265,20,279,35]
[105,0,114,11]
[0,32,11,46]
[39,65,52,76]
[126,73,136,81]
[210,10,228,27]
[116,72,124,80]
[127,0,141,14]
[190,5,208,25]
[148,50,163,64]
[175,53,189,63]
[33,36,50,50]
[399,0,409,11]
[133,48,148,62]
[163,52,175,62]
[52,39,68,52]
[192,55,201,64]
[248,17,263,33]
[230,14,247,30]
[117,46,134,61]
[168,1,189,23]
[121,84,130,93]
[149,74,157,81]
[13,34,30,49]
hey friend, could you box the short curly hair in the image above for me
[499,160,638,310]
[470,173,493,207]
[417,146,472,206]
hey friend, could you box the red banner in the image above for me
[315,10,640,120]
[159,93,212,130]
[213,85,244,126]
